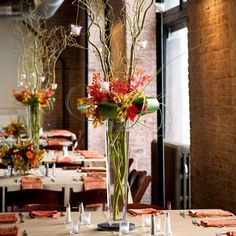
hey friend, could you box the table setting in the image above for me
[0,210,236,236]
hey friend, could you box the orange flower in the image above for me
[26,151,33,160]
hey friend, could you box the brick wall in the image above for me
[188,0,236,212]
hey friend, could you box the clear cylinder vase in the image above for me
[28,104,40,151]
[106,119,129,226]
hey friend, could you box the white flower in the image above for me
[100,81,110,92]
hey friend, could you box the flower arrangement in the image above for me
[0,140,44,175]
[77,68,159,127]
[3,119,27,137]
[13,88,55,108]
[73,0,157,224]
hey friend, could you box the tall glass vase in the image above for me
[106,119,129,226]
[28,104,40,151]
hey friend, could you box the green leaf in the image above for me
[141,97,159,115]
[77,104,89,112]
[99,101,118,119]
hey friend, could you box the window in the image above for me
[165,27,190,145]
[165,0,179,10]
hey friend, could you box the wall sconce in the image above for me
[155,2,165,13]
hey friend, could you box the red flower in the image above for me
[126,105,138,122]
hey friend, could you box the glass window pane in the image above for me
[165,0,179,10]
[165,27,190,145]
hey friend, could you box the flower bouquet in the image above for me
[77,69,159,222]
[13,88,55,150]
[0,140,44,175]
[3,119,27,137]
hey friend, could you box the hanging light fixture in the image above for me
[70,0,82,36]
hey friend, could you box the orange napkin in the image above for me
[48,138,72,146]
[21,176,43,190]
[0,226,18,236]
[0,214,17,223]
[31,210,59,218]
[200,219,236,227]
[189,210,234,218]
[81,167,106,173]
[56,156,73,164]
[87,172,107,178]
[76,150,104,159]
[127,208,159,216]
[82,176,105,190]
[47,129,75,138]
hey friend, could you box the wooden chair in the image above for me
[5,187,65,212]
[128,169,138,188]
[128,158,134,169]
[130,171,152,203]
[69,188,107,211]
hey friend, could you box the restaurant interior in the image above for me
[0,0,236,235]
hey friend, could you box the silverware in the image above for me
[179,211,185,218]
[19,212,25,223]
[192,219,200,226]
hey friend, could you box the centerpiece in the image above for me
[74,0,157,230]
[0,140,44,175]
[13,14,77,150]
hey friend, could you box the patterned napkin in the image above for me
[0,226,18,236]
[127,208,159,216]
[200,219,236,227]
[0,214,17,223]
[189,210,234,218]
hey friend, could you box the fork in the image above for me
[19,212,25,223]
[179,211,185,218]
[192,219,200,226]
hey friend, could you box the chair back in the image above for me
[70,188,107,210]
[5,188,65,212]
[130,171,152,203]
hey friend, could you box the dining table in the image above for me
[0,167,105,212]
[0,210,236,236]
[43,150,106,168]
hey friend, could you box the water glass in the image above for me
[119,221,130,235]
[81,212,91,225]
[155,217,161,232]
[142,214,151,227]
[69,220,80,234]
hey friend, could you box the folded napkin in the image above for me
[46,129,76,138]
[56,156,73,164]
[0,226,18,236]
[200,219,236,227]
[82,176,105,190]
[21,176,43,190]
[189,210,234,218]
[76,150,104,159]
[48,138,73,147]
[127,208,159,216]
[81,167,106,173]
[31,210,59,218]
[0,214,17,223]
